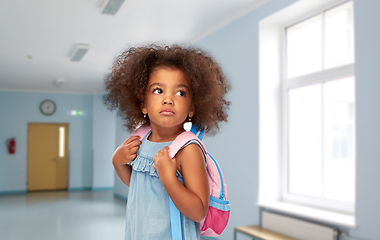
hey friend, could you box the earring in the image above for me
[144,114,146,118]
[188,116,192,122]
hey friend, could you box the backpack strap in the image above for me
[169,198,182,240]
[131,124,152,140]
[167,131,206,159]
[190,124,205,141]
[132,124,205,159]
[168,129,206,240]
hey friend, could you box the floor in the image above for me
[0,190,126,240]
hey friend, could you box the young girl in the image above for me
[103,44,231,240]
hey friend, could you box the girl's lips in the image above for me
[160,110,175,115]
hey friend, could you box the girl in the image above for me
[103,44,231,240]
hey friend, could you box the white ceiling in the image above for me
[0,0,266,94]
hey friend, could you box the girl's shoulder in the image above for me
[175,140,206,175]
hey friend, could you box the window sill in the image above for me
[256,201,356,229]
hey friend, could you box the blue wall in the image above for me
[196,0,380,239]
[92,94,116,189]
[0,91,115,192]
[352,0,380,238]
[195,10,261,240]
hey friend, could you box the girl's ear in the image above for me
[140,102,147,115]
[188,105,195,118]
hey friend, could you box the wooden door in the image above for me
[27,123,68,191]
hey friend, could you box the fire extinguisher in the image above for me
[6,138,16,154]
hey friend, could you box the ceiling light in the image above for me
[70,44,90,62]
[53,78,65,88]
[101,0,125,15]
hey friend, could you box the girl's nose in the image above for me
[163,97,173,105]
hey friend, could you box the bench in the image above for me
[234,225,297,240]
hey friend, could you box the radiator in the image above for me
[262,211,338,240]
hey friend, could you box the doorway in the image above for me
[27,123,69,191]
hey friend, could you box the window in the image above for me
[59,126,66,157]
[258,0,356,227]
[283,1,355,213]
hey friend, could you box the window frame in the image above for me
[281,0,355,214]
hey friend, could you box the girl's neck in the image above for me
[148,125,185,142]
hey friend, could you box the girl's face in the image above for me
[141,67,194,132]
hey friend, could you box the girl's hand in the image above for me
[112,136,141,167]
[153,146,177,181]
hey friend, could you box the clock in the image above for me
[40,99,56,116]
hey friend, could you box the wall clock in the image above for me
[40,99,56,116]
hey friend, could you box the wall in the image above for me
[352,0,380,238]
[195,10,262,240]
[196,0,380,239]
[92,94,116,189]
[0,91,115,192]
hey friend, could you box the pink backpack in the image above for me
[132,124,230,239]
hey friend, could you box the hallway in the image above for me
[0,190,126,240]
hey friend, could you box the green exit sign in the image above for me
[71,110,83,116]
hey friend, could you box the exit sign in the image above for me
[71,110,83,116]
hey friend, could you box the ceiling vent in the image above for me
[101,0,125,15]
[70,44,90,62]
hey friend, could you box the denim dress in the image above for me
[125,133,200,240]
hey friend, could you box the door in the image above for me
[27,123,68,191]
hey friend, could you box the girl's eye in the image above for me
[153,88,163,94]
[176,90,186,97]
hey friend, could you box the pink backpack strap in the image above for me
[132,126,205,158]
[167,131,207,240]
[168,131,206,159]
[131,124,152,140]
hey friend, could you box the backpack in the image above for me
[132,124,230,239]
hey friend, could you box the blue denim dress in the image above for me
[125,133,200,240]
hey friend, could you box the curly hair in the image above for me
[103,43,231,135]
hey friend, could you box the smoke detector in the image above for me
[53,78,65,88]
[70,44,90,62]
[101,0,125,15]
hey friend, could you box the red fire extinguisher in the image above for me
[6,138,16,154]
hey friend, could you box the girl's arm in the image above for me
[153,145,209,222]
[112,136,141,187]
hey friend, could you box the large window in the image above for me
[283,1,355,213]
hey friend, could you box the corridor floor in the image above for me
[0,190,126,240]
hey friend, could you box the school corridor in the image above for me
[0,190,126,240]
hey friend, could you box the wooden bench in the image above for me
[234,225,297,240]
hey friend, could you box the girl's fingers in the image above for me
[153,147,176,177]
[162,146,170,154]
[125,139,141,150]
[153,152,161,165]
[153,152,161,161]
[152,155,157,170]
[123,136,141,145]
[130,145,140,152]
[153,146,171,164]
[156,146,169,156]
